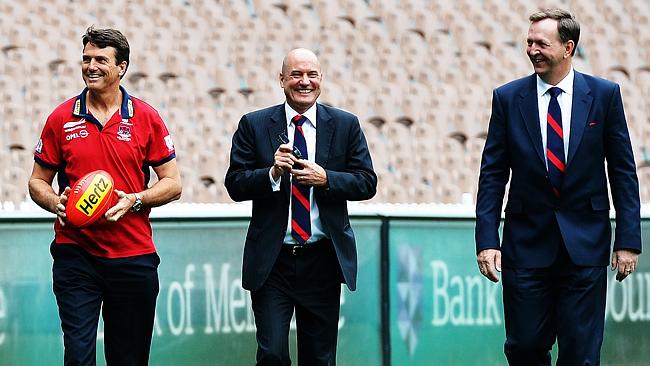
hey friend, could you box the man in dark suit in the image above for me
[225,48,376,366]
[475,8,641,365]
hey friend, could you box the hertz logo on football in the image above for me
[66,170,115,227]
[76,174,112,216]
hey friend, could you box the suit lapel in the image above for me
[268,105,291,196]
[268,105,287,152]
[315,104,334,167]
[519,75,545,165]
[566,71,593,167]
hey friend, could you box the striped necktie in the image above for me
[546,87,565,198]
[291,114,311,244]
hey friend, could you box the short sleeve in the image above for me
[146,112,176,166]
[34,114,62,170]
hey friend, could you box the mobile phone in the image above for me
[276,133,303,159]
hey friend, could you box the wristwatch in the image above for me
[130,192,143,212]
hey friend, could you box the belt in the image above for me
[281,239,331,256]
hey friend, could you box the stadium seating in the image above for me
[1,0,649,206]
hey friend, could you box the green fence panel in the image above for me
[388,219,650,366]
[0,221,61,365]
[601,221,650,366]
[0,218,382,366]
[389,219,506,366]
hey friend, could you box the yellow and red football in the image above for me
[65,170,115,227]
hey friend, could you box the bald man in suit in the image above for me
[225,48,376,366]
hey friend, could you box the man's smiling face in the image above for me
[81,42,125,92]
[279,49,322,114]
[526,18,573,84]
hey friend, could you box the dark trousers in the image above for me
[50,242,160,366]
[251,239,343,366]
[502,243,607,366]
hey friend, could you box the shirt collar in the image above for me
[536,67,574,98]
[284,102,317,128]
[72,85,134,119]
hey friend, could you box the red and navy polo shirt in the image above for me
[34,86,176,258]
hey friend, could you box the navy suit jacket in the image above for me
[225,103,377,291]
[476,71,641,268]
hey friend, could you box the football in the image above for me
[65,170,115,227]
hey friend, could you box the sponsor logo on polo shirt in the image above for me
[63,119,87,132]
[164,135,174,151]
[35,139,43,153]
[73,99,81,115]
[66,130,89,141]
[127,99,134,118]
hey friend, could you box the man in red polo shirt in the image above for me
[28,26,182,365]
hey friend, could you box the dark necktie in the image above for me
[291,115,311,244]
[546,87,565,198]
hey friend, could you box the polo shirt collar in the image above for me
[72,85,134,119]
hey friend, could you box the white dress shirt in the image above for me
[269,102,327,244]
[536,68,574,167]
